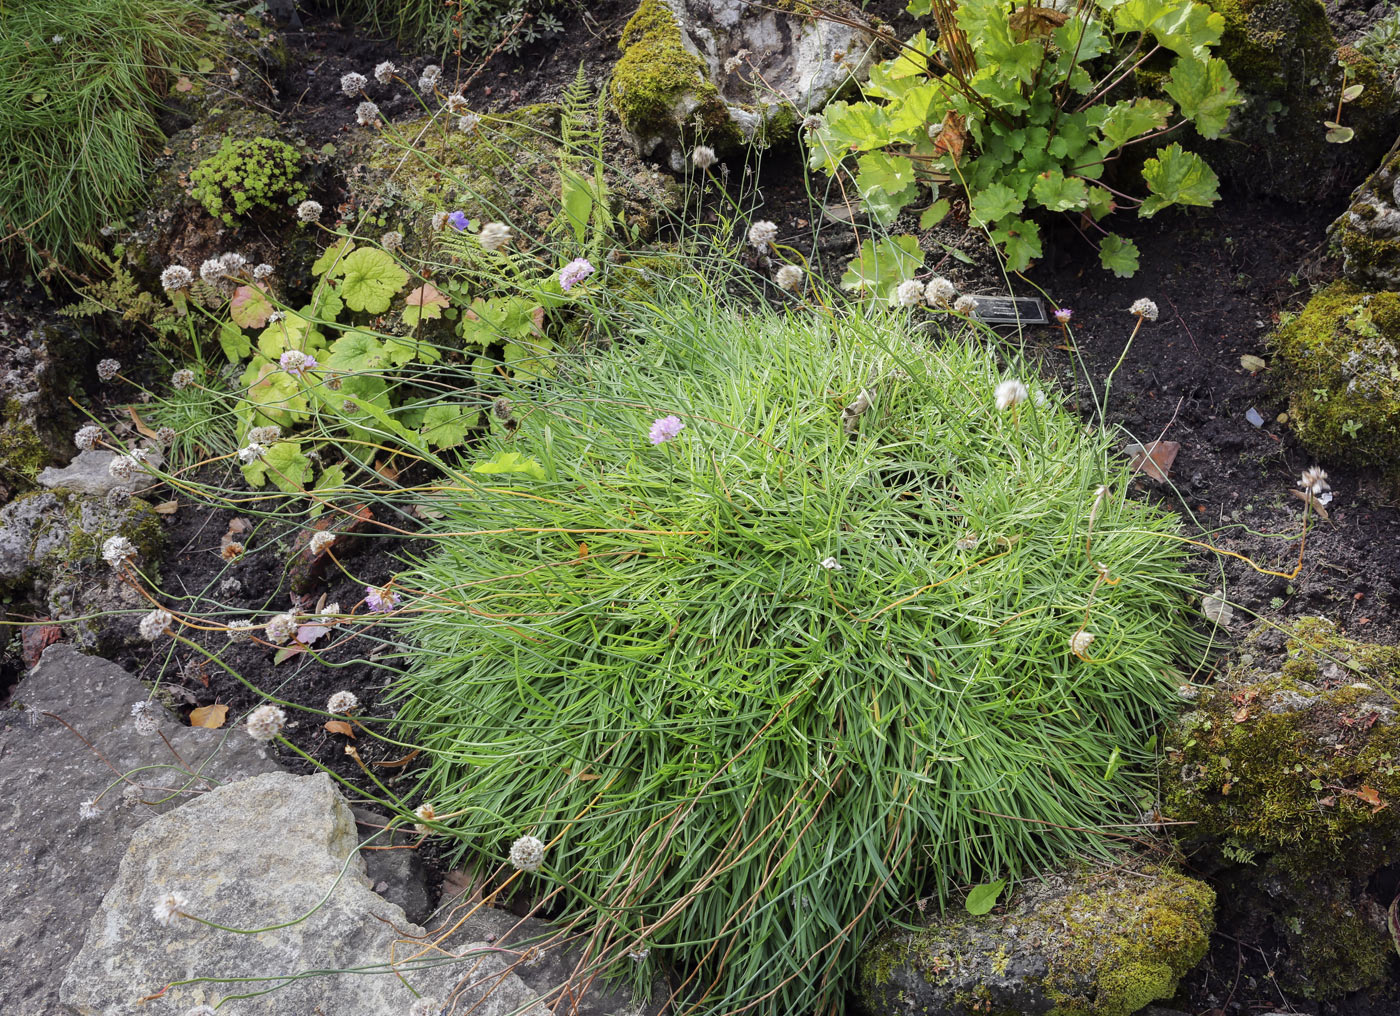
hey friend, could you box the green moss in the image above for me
[1270,282,1400,469]
[858,865,1213,1016]
[0,400,57,487]
[189,135,308,226]
[610,0,733,146]
[1280,883,1392,998]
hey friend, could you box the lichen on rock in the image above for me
[855,860,1215,1016]
[1269,281,1400,470]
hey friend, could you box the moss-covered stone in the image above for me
[611,0,734,152]
[1329,134,1400,289]
[1163,618,1400,998]
[1201,0,1399,201]
[0,400,59,493]
[1269,281,1400,470]
[855,861,1215,1016]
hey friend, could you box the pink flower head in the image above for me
[649,415,684,445]
[280,350,318,376]
[1053,307,1073,324]
[364,585,400,613]
[559,258,594,291]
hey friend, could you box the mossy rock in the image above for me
[611,0,735,155]
[855,860,1215,1016]
[1162,618,1400,998]
[1199,0,1399,201]
[1269,281,1400,470]
[0,399,61,498]
[1329,134,1400,289]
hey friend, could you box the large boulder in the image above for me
[60,769,666,1016]
[1330,133,1400,289]
[1268,281,1400,470]
[0,646,282,1016]
[1164,617,1400,998]
[611,0,874,159]
[855,861,1215,1016]
[1195,0,1399,201]
[61,771,547,1016]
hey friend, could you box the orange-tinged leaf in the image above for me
[375,748,420,768]
[324,719,356,738]
[190,703,228,729]
[126,407,160,439]
[1356,785,1383,807]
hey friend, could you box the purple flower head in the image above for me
[1053,307,1073,324]
[649,415,685,445]
[364,585,400,613]
[279,350,318,376]
[448,210,470,232]
[559,257,595,291]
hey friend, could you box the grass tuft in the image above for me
[392,286,1199,1014]
[0,0,217,270]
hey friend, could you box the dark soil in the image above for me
[2,1,1397,1013]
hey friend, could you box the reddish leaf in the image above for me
[324,719,355,738]
[21,623,62,668]
[1126,440,1179,482]
[230,285,274,328]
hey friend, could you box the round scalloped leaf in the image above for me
[339,248,410,314]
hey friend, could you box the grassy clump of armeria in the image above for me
[391,285,1199,1013]
[0,0,217,269]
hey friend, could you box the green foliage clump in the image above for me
[188,136,308,226]
[807,0,1241,276]
[1358,6,1400,85]
[330,0,564,56]
[0,0,219,269]
[392,295,1197,1014]
[1270,281,1400,470]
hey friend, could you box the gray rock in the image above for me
[62,771,554,1016]
[1331,136,1400,288]
[352,806,433,926]
[613,0,872,158]
[855,861,1215,1016]
[38,447,162,496]
[0,646,282,1016]
[0,489,163,648]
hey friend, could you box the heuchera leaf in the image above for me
[230,285,274,328]
[1099,234,1141,277]
[241,439,311,492]
[856,152,921,225]
[219,321,250,363]
[420,404,472,449]
[970,183,1025,228]
[1092,98,1171,148]
[1163,56,1240,139]
[1140,142,1220,215]
[990,217,1042,271]
[839,235,925,298]
[1032,170,1089,212]
[312,236,354,277]
[1114,0,1223,58]
[339,247,410,314]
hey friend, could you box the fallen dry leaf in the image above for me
[375,748,420,768]
[189,703,228,729]
[1240,354,1267,373]
[1289,488,1330,521]
[126,407,161,439]
[1355,784,1384,809]
[324,719,356,738]
[1125,440,1179,482]
[153,500,179,514]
